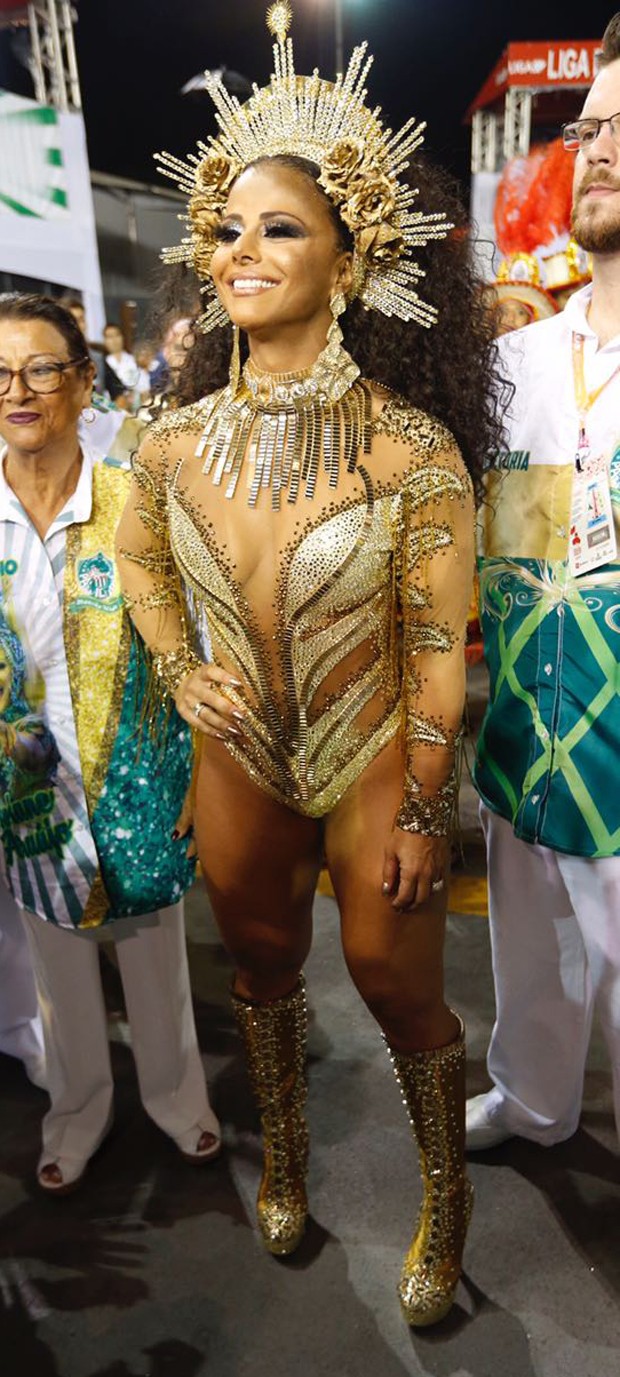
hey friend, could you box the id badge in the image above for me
[569,466,617,576]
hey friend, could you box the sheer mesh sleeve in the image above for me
[395,442,475,837]
[115,425,200,696]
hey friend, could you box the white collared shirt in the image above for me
[105,351,139,390]
[497,285,620,469]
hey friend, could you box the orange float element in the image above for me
[494,137,575,257]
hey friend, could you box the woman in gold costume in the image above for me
[117,3,504,1327]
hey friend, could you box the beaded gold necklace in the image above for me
[194,337,373,509]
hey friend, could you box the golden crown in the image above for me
[157,1,448,332]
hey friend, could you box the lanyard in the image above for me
[569,333,619,575]
[572,332,620,469]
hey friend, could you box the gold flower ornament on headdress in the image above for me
[157,1,448,333]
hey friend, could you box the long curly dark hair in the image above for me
[164,156,509,502]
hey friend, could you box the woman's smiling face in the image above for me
[209,161,351,339]
[0,317,93,458]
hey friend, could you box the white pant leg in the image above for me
[113,902,220,1149]
[556,853,620,1145]
[0,880,45,1069]
[482,806,593,1144]
[21,909,114,1171]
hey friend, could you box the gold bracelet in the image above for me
[395,781,456,837]
[152,648,201,698]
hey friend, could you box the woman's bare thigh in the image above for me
[194,741,323,987]
[324,737,450,1030]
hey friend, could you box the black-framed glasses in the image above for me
[0,357,89,397]
[563,112,620,151]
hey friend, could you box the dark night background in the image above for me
[75,0,620,194]
[3,0,620,193]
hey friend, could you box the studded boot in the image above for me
[387,1017,474,1326]
[231,977,309,1256]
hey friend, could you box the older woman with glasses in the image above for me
[0,293,238,1193]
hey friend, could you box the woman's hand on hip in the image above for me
[382,830,449,911]
[175,664,246,740]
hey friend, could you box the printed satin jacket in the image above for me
[0,445,194,927]
[475,286,620,857]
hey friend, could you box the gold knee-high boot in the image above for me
[231,977,309,1256]
[387,1018,474,1327]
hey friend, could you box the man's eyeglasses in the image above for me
[563,113,620,151]
[0,357,89,397]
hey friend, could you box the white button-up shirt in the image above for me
[499,285,620,478]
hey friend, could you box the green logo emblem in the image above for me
[70,552,122,613]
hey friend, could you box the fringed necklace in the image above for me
[194,337,373,510]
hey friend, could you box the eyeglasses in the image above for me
[563,112,620,151]
[0,357,89,397]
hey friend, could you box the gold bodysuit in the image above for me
[116,373,474,834]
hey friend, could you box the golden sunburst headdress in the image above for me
[157,1,448,333]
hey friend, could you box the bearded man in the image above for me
[468,14,620,1151]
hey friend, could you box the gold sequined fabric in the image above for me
[116,379,474,832]
[231,978,309,1256]
[387,1021,474,1327]
[65,463,131,812]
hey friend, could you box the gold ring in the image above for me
[194,702,205,719]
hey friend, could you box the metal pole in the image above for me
[46,0,68,110]
[28,4,46,103]
[60,0,82,110]
[334,0,343,75]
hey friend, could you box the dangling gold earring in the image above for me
[228,323,241,394]
[326,291,346,363]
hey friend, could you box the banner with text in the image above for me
[0,88,104,333]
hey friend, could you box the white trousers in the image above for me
[481,806,620,1145]
[0,879,45,1071]
[22,902,220,1171]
